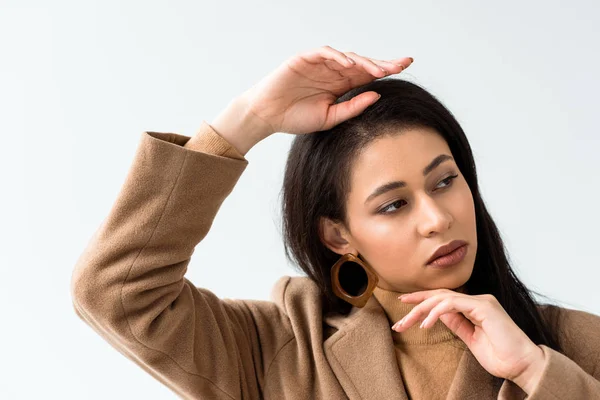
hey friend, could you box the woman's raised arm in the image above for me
[70,46,413,398]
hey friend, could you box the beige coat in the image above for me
[70,126,600,399]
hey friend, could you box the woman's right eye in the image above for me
[378,199,406,215]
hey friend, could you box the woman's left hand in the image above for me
[392,289,546,388]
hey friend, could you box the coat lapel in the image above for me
[323,294,408,399]
[323,294,523,399]
[445,347,528,399]
[446,348,503,399]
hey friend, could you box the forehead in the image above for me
[353,127,450,174]
[349,127,452,193]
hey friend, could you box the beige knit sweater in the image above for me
[372,287,467,400]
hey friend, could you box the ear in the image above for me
[319,217,358,256]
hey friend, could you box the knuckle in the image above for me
[435,290,450,299]
[413,306,426,317]
[440,298,453,308]
[482,294,497,304]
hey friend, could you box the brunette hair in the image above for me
[280,77,562,352]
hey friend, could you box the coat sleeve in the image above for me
[70,124,293,400]
[525,307,600,399]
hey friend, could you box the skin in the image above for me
[320,126,478,295]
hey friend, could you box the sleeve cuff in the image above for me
[525,344,600,399]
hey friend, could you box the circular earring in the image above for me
[330,253,379,308]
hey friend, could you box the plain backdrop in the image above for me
[1,0,598,398]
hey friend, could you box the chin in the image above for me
[453,261,475,292]
[432,261,474,292]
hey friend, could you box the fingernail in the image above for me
[392,318,404,331]
[409,57,414,63]
[397,295,405,300]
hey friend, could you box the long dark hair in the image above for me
[280,77,563,352]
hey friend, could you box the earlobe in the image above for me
[319,217,356,256]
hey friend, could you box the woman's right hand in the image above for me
[241,46,414,136]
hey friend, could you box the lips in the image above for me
[427,240,468,264]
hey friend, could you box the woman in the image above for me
[70,46,600,399]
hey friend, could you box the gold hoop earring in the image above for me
[330,253,379,308]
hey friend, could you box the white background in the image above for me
[1,0,598,398]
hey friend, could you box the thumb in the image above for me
[321,91,381,130]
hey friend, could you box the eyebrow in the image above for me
[364,154,454,205]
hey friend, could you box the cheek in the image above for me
[453,182,477,230]
[351,210,408,240]
[350,214,414,261]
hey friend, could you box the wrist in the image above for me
[512,345,547,394]
[210,93,274,156]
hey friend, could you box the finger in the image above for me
[393,294,451,331]
[344,54,413,76]
[323,59,349,72]
[362,56,406,75]
[389,57,415,69]
[321,91,381,130]
[343,51,389,77]
[297,45,356,69]
[420,298,463,328]
[440,312,475,344]
[422,299,476,344]
[398,288,451,303]
[421,296,479,330]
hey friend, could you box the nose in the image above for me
[417,195,452,237]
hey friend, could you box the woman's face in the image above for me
[320,127,478,293]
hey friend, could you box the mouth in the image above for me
[427,239,468,265]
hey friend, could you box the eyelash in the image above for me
[376,174,460,215]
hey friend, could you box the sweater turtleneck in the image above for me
[372,286,461,345]
[372,285,468,399]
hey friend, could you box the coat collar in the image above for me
[322,294,526,399]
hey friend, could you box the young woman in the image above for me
[71,46,600,399]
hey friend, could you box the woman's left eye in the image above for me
[437,174,459,189]
[377,174,459,215]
